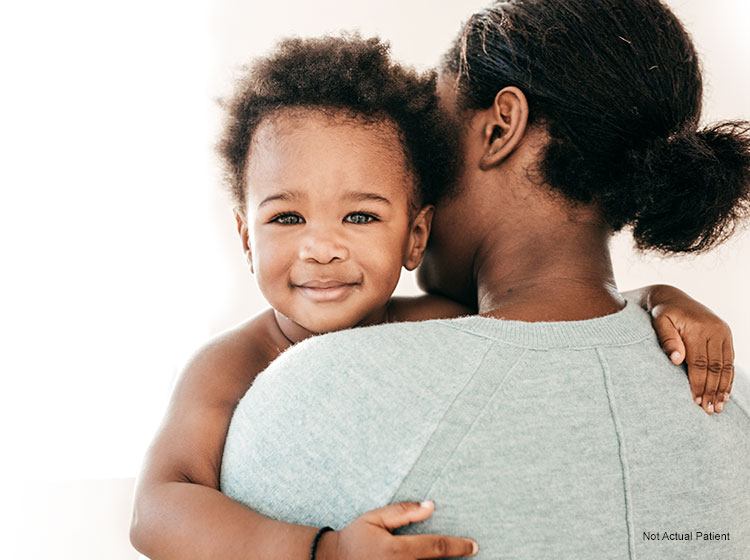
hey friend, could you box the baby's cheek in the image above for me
[365,250,404,297]
[254,262,290,309]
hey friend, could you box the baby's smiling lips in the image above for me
[294,279,360,302]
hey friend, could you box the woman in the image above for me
[216,0,750,557]
[418,0,750,402]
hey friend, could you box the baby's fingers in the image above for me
[700,337,723,414]
[715,341,735,413]
[363,500,436,532]
[653,315,686,365]
[396,534,478,558]
[684,337,708,407]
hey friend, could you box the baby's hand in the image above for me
[316,500,477,560]
[649,287,734,415]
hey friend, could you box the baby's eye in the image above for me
[344,212,378,225]
[270,213,305,225]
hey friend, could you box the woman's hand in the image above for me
[643,285,735,415]
[316,500,478,560]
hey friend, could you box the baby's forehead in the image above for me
[246,107,419,201]
[252,107,404,154]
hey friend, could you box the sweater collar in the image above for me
[440,300,654,349]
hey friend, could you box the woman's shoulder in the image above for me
[388,294,473,322]
[267,310,490,380]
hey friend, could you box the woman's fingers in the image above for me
[395,534,478,558]
[364,500,436,531]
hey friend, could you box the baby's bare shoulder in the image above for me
[197,310,278,361]
[389,294,473,322]
[178,309,284,404]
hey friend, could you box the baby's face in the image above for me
[240,109,428,334]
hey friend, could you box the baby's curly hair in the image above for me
[218,34,456,212]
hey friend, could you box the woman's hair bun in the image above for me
[446,0,750,254]
[611,121,750,254]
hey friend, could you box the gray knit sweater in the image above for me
[220,301,750,559]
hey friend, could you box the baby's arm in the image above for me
[625,285,735,415]
[389,294,473,322]
[399,288,736,415]
[129,311,321,559]
[130,309,477,560]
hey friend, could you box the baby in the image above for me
[130,36,735,560]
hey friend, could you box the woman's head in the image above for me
[218,35,454,333]
[438,0,750,254]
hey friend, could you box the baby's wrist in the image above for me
[646,284,689,311]
[313,528,339,560]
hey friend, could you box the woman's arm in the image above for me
[625,284,735,414]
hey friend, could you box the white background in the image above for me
[0,1,748,558]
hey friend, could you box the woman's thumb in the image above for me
[364,500,435,531]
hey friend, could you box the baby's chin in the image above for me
[297,316,363,336]
[294,310,375,336]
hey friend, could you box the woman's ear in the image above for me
[403,205,434,271]
[234,208,254,274]
[479,86,529,171]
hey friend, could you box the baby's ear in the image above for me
[403,205,434,271]
[234,208,254,274]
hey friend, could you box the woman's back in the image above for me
[220,301,750,559]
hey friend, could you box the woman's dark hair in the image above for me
[444,0,750,253]
[219,34,455,211]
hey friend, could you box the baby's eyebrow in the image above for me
[258,190,305,208]
[258,190,391,208]
[343,191,392,205]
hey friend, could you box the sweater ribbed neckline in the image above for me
[439,300,654,349]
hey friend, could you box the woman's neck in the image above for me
[473,208,624,321]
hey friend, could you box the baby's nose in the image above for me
[298,231,349,264]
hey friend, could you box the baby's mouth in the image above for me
[294,279,361,302]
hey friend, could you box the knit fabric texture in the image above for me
[220,301,750,559]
